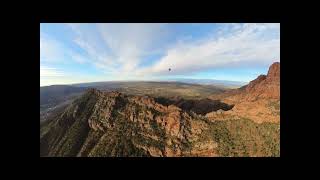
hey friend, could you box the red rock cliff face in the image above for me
[245,62,280,100]
[267,62,280,82]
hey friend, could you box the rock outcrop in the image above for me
[213,62,280,102]
[245,62,280,100]
[210,62,280,123]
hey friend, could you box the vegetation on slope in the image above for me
[200,118,280,157]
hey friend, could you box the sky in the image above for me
[40,23,280,86]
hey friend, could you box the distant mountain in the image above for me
[170,78,247,88]
[40,85,87,112]
[71,79,246,89]
[40,85,87,103]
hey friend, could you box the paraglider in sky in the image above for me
[164,68,171,97]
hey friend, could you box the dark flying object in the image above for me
[168,68,171,71]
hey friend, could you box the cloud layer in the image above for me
[136,23,280,76]
[40,23,280,86]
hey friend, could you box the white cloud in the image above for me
[40,66,64,77]
[40,35,65,63]
[40,31,91,66]
[135,23,280,76]
[40,71,115,87]
[67,23,170,78]
[69,52,88,64]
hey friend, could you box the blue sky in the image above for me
[40,23,280,86]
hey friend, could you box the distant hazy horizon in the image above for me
[39,78,248,88]
[40,23,280,86]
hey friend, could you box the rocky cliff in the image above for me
[244,62,280,100]
[211,62,280,124]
